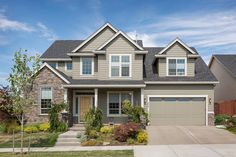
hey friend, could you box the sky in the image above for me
[0,0,236,85]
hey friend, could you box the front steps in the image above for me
[55,124,85,146]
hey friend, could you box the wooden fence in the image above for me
[215,100,236,116]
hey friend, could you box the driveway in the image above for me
[147,126,236,145]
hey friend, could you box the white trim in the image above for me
[144,81,219,84]
[64,88,68,102]
[97,31,144,51]
[155,54,199,58]
[41,58,72,61]
[63,84,146,88]
[67,53,95,56]
[65,61,72,71]
[166,57,187,76]
[157,38,196,56]
[94,88,98,108]
[72,23,118,52]
[36,63,70,84]
[141,88,144,108]
[147,95,209,126]
[107,91,133,117]
[208,111,214,114]
[80,57,94,76]
[109,54,132,78]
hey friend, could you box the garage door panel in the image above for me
[149,97,206,126]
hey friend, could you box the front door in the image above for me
[79,96,92,122]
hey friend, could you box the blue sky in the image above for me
[0,0,236,85]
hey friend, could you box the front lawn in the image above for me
[0,150,133,157]
[0,132,60,148]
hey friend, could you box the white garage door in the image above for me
[149,97,206,126]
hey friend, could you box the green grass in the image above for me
[227,127,236,135]
[0,132,60,148]
[0,150,134,157]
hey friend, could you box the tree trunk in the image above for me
[20,115,24,154]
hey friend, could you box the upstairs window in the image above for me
[49,62,58,69]
[167,58,186,76]
[41,87,52,114]
[80,57,94,75]
[66,62,72,70]
[110,54,131,77]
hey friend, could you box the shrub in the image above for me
[215,114,230,125]
[114,122,140,142]
[137,131,148,143]
[88,130,98,139]
[0,123,6,133]
[39,123,50,132]
[5,119,20,134]
[24,126,39,133]
[122,100,148,124]
[49,102,68,132]
[127,138,135,145]
[225,116,236,128]
[100,126,114,134]
[84,108,103,134]
[56,122,68,132]
[81,139,102,146]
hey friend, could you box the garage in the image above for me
[148,96,206,126]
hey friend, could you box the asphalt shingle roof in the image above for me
[213,55,236,78]
[41,40,217,83]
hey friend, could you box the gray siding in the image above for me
[210,59,236,102]
[98,35,143,80]
[144,84,214,111]
[80,27,116,52]
[158,43,196,77]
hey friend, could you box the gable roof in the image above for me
[72,23,118,52]
[156,38,197,56]
[209,54,236,79]
[97,31,144,51]
[144,47,218,83]
[41,40,84,60]
[35,63,70,84]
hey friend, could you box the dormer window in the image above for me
[167,57,187,76]
[109,54,131,77]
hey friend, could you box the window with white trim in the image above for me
[66,62,72,70]
[108,92,132,116]
[81,57,93,75]
[168,58,186,76]
[41,87,52,114]
[110,55,131,77]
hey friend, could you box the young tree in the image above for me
[8,49,40,154]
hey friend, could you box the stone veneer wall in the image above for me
[26,67,65,124]
[208,113,215,126]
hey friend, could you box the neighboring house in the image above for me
[28,23,218,126]
[209,55,236,102]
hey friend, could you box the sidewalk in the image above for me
[1,144,236,157]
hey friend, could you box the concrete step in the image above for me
[69,127,86,131]
[55,142,81,146]
[73,123,85,127]
[57,138,79,142]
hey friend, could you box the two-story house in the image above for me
[28,23,218,126]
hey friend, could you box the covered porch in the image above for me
[63,86,145,127]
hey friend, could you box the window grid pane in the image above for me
[82,57,92,75]
[110,55,130,77]
[41,87,52,114]
[168,59,185,76]
[66,62,72,70]
[109,93,120,115]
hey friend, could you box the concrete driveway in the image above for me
[147,126,236,145]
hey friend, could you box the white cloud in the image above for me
[0,13,35,32]
[36,22,58,41]
[131,10,236,49]
[127,31,157,47]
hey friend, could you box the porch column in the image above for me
[94,88,98,108]
[141,88,144,108]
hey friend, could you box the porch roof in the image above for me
[63,79,145,88]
